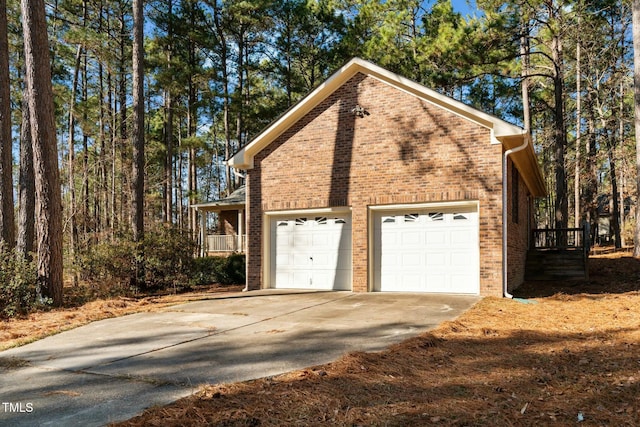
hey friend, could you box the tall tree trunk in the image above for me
[17,96,35,258]
[520,13,531,132]
[552,26,568,234]
[131,0,145,286]
[118,7,128,231]
[608,143,622,248]
[584,95,598,244]
[234,27,245,190]
[82,39,90,241]
[574,32,582,229]
[108,69,116,236]
[163,0,173,224]
[619,81,626,247]
[21,0,64,305]
[99,57,109,232]
[67,44,82,261]
[187,72,197,235]
[213,3,232,192]
[177,123,184,228]
[632,0,640,257]
[0,0,14,247]
[164,88,173,223]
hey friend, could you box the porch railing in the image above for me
[531,226,590,256]
[205,234,247,253]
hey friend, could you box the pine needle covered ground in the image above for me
[2,253,639,426]
[114,252,640,426]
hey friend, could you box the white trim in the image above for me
[368,200,479,213]
[264,206,352,217]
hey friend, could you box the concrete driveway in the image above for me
[0,290,479,426]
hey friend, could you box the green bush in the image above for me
[79,226,198,291]
[0,244,39,318]
[143,227,197,289]
[78,238,136,289]
[192,254,246,285]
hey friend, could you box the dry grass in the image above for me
[112,252,640,426]
[0,284,243,351]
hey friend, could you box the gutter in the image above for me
[502,133,530,299]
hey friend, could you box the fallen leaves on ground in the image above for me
[113,252,640,426]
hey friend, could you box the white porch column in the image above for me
[200,209,206,257]
[237,208,244,252]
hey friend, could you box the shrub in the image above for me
[79,226,198,291]
[0,244,39,318]
[143,227,197,289]
[78,238,136,289]
[192,254,245,285]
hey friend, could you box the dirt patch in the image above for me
[112,253,640,426]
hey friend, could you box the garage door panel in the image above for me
[275,253,293,267]
[425,230,447,245]
[401,231,421,246]
[450,229,475,245]
[294,232,313,247]
[292,252,312,267]
[374,207,479,294]
[336,251,352,269]
[451,250,476,267]
[401,252,423,267]
[271,213,352,290]
[425,252,447,267]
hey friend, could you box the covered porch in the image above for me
[191,186,247,257]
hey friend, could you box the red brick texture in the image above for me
[506,158,534,292]
[246,73,529,297]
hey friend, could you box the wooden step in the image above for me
[525,249,588,281]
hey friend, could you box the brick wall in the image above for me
[247,73,508,296]
[506,159,532,291]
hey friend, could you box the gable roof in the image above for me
[229,58,545,197]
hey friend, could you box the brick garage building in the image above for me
[229,58,545,297]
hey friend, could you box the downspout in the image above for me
[502,132,530,298]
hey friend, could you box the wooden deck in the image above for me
[525,227,589,281]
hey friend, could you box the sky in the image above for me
[450,0,481,17]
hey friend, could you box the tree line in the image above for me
[0,0,638,304]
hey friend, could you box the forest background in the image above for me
[0,0,636,308]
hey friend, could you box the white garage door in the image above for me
[373,206,479,294]
[270,214,352,290]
